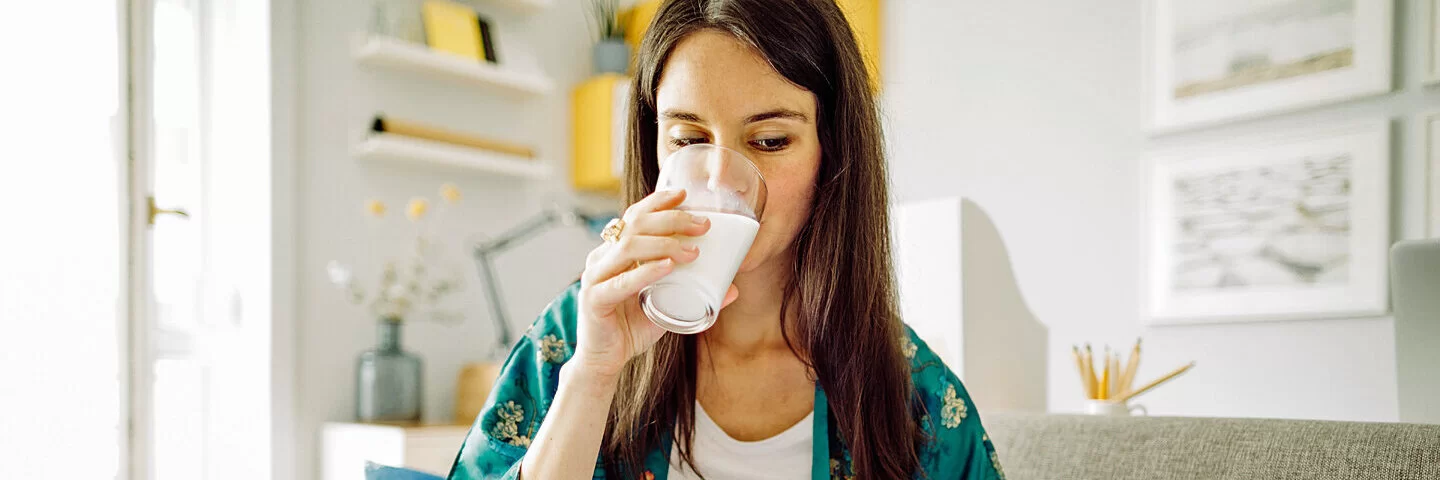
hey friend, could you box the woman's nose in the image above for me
[704,143,749,194]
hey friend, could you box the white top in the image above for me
[667,402,813,480]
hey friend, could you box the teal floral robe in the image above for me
[448,283,1006,480]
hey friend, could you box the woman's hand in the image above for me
[571,189,739,381]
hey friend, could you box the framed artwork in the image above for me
[1146,0,1393,131]
[1146,122,1391,324]
[1426,111,1440,238]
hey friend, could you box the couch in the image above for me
[985,414,1440,480]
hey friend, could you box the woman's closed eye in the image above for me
[668,135,709,148]
[665,133,791,152]
[749,135,791,152]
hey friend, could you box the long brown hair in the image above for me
[607,0,922,477]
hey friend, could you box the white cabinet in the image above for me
[323,423,471,479]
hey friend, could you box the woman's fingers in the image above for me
[588,259,675,306]
[579,189,706,313]
[623,189,687,222]
[581,189,703,285]
[627,209,711,237]
[584,235,698,285]
[720,284,740,309]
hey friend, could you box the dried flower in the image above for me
[333,187,464,324]
[327,260,353,286]
[406,197,429,220]
[386,282,408,300]
[440,183,462,204]
[366,200,387,218]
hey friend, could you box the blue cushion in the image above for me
[364,461,446,480]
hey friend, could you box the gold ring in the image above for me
[601,218,625,244]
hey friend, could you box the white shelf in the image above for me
[483,0,553,15]
[355,134,552,179]
[353,36,554,96]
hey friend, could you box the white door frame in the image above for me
[124,0,155,476]
[122,0,300,477]
[267,0,301,478]
[115,0,137,477]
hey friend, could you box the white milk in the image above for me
[643,211,759,332]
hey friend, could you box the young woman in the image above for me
[449,1,1004,478]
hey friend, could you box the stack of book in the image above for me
[421,0,499,64]
[371,115,535,160]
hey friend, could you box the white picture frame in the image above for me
[1428,0,1440,85]
[1146,0,1393,132]
[1425,111,1440,238]
[1146,122,1391,324]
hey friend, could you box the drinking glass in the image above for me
[639,144,767,334]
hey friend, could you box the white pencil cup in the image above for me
[1083,400,1147,416]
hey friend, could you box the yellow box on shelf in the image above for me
[623,1,661,50]
[621,1,661,74]
[572,73,630,194]
[422,0,482,61]
[837,0,882,89]
[621,0,880,89]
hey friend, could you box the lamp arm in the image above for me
[471,208,616,360]
[472,210,561,359]
[477,210,562,253]
[473,250,512,360]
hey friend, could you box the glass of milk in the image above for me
[639,144,767,334]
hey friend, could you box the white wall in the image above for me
[885,0,1436,422]
[292,1,604,477]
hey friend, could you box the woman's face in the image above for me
[654,29,822,274]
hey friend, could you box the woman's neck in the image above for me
[703,254,795,357]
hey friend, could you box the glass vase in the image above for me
[356,319,423,423]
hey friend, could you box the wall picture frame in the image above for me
[1146,122,1391,324]
[1146,0,1393,132]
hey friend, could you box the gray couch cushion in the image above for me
[984,414,1440,480]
